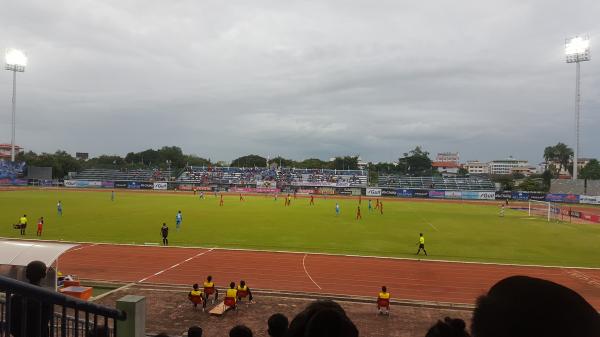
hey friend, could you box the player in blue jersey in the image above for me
[176,210,183,231]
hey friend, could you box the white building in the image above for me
[489,157,529,175]
[465,161,489,174]
[436,152,459,163]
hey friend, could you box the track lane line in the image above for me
[138,248,214,283]
[302,254,322,290]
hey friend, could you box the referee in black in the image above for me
[161,222,169,246]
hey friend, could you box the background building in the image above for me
[489,157,529,175]
[0,144,23,161]
[465,160,490,174]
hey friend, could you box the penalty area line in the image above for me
[138,248,214,283]
[302,254,322,290]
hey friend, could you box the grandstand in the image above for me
[378,175,495,191]
[72,168,172,181]
[177,167,368,187]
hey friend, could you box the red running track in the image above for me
[59,244,600,309]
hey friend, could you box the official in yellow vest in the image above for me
[377,285,390,315]
[236,280,254,302]
[188,283,206,310]
[226,282,238,304]
[203,275,218,303]
[416,233,428,256]
[19,215,27,236]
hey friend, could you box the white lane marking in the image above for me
[428,223,439,231]
[138,248,214,283]
[90,282,135,301]
[302,254,322,290]
[69,243,98,252]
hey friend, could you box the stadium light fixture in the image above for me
[565,36,590,180]
[4,48,27,162]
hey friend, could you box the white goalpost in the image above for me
[528,200,562,222]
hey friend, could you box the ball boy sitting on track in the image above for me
[236,280,254,303]
[188,283,206,311]
[203,275,218,303]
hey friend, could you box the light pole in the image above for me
[565,36,590,180]
[4,49,27,162]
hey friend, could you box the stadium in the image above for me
[1,2,600,337]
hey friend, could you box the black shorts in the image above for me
[419,244,425,249]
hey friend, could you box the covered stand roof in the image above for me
[0,240,76,266]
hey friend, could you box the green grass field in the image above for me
[1,189,599,267]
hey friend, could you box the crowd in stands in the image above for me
[177,166,368,187]
[0,160,26,179]
[72,168,171,182]
[8,261,600,337]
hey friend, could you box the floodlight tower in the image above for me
[565,36,590,180]
[4,49,28,162]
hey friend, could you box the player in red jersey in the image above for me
[219,194,224,206]
[356,206,362,220]
[309,195,315,205]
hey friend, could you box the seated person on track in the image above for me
[236,280,254,303]
[377,286,390,315]
[225,282,238,308]
[188,283,206,311]
[204,275,218,303]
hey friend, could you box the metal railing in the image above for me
[0,275,126,337]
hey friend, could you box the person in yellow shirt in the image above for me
[377,286,390,315]
[19,214,27,236]
[225,282,238,308]
[236,280,254,303]
[416,233,427,256]
[203,275,218,303]
[188,283,206,311]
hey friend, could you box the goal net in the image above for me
[528,200,562,222]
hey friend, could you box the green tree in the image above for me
[518,177,545,191]
[298,158,330,169]
[331,156,359,170]
[270,156,297,168]
[543,142,573,175]
[183,154,211,167]
[491,175,515,191]
[398,146,432,176]
[457,167,469,177]
[580,159,600,180]
[230,155,267,167]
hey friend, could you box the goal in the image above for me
[528,200,562,222]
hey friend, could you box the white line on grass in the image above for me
[302,254,322,290]
[428,223,439,231]
[138,248,214,283]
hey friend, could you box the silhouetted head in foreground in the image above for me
[426,317,470,337]
[268,313,289,337]
[471,275,600,337]
[287,300,358,337]
[229,325,253,337]
[25,260,47,285]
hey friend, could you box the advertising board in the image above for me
[477,191,496,200]
[365,188,382,197]
[511,191,529,201]
[256,181,277,188]
[127,181,140,189]
[413,189,429,198]
[461,191,479,200]
[397,189,414,198]
[429,190,445,198]
[495,191,512,200]
[139,182,153,189]
[381,189,397,196]
[114,181,128,188]
[445,191,462,199]
[545,193,580,203]
[579,195,600,205]
[528,192,546,201]
[101,181,114,188]
[153,182,168,190]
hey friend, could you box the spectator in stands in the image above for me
[267,313,289,337]
[425,317,470,337]
[229,325,253,337]
[287,299,358,337]
[187,326,203,337]
[10,260,53,337]
[471,275,600,337]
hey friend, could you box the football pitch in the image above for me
[1,189,599,268]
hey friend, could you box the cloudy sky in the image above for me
[1,0,599,164]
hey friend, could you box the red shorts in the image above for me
[37,224,43,230]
